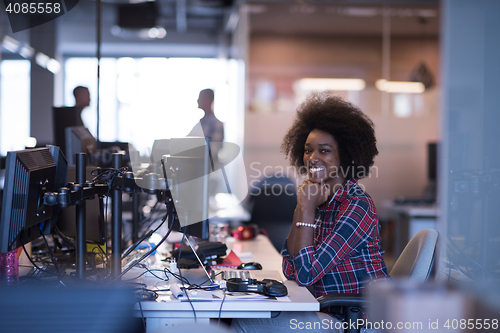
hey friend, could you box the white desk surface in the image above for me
[131,235,319,324]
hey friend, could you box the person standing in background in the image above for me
[53,86,91,154]
[188,88,224,143]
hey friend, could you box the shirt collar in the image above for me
[322,178,359,208]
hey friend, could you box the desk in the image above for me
[132,235,319,332]
[383,203,439,258]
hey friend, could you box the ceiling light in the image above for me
[111,26,166,39]
[47,58,61,74]
[376,79,425,94]
[2,35,20,53]
[19,45,34,59]
[35,52,50,68]
[25,137,37,148]
[147,27,166,38]
[296,78,366,91]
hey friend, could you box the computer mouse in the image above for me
[237,262,263,270]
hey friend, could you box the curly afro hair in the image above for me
[281,92,378,179]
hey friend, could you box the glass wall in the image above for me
[64,57,231,155]
[0,60,30,155]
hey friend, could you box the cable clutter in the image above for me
[3,145,291,330]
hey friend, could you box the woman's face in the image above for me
[303,129,345,188]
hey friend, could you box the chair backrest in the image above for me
[389,229,439,283]
[247,176,296,251]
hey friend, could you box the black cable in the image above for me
[109,213,175,283]
[54,226,76,249]
[139,212,165,240]
[137,200,161,232]
[121,194,162,245]
[41,234,62,276]
[121,210,168,260]
[124,265,170,282]
[177,228,197,322]
[19,231,60,278]
[137,301,146,332]
[180,282,196,322]
[218,289,227,327]
[91,167,128,185]
[21,243,61,278]
[87,245,108,277]
[121,231,154,260]
[190,271,224,289]
[164,267,192,286]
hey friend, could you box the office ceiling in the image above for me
[247,1,439,36]
[0,0,439,58]
[64,0,439,37]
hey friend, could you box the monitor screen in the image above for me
[65,126,96,166]
[151,139,170,164]
[428,142,438,182]
[0,148,57,253]
[41,145,69,236]
[53,106,83,157]
[165,137,211,240]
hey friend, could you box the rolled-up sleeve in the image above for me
[281,241,296,280]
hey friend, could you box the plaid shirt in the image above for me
[282,178,390,297]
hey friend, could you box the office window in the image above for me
[0,60,30,155]
[64,57,229,155]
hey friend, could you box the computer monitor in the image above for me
[65,126,96,166]
[53,106,83,157]
[41,145,69,236]
[97,141,131,168]
[151,139,170,163]
[0,148,57,253]
[165,137,211,240]
[422,142,438,203]
[428,142,438,182]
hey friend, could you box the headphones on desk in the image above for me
[226,278,288,297]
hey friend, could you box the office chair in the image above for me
[245,176,297,251]
[317,229,439,333]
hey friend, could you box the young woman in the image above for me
[232,92,389,333]
[281,92,389,298]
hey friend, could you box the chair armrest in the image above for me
[317,293,369,308]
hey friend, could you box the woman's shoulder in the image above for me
[334,179,377,214]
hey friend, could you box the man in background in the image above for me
[72,86,91,119]
[188,88,225,195]
[53,86,91,155]
[188,88,224,143]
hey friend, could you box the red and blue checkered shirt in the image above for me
[282,178,390,297]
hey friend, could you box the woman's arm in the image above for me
[293,198,377,286]
[286,180,327,256]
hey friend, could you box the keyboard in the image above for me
[222,270,251,280]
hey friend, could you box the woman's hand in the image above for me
[287,180,327,256]
[296,179,329,212]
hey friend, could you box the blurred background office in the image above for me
[1,0,499,319]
